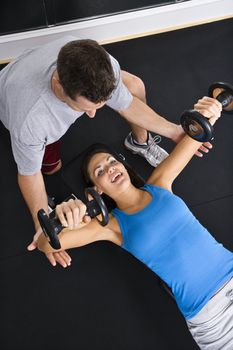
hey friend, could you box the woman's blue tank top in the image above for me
[112,184,233,319]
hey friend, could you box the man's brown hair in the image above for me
[57,39,116,103]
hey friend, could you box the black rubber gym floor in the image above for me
[1,18,233,350]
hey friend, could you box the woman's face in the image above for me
[87,152,130,196]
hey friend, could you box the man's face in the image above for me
[64,95,106,118]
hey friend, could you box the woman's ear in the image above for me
[94,186,103,195]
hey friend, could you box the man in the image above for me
[0,36,209,267]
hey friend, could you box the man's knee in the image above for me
[121,71,146,101]
[131,75,146,99]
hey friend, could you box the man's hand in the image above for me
[27,227,72,268]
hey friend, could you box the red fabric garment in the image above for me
[42,140,61,173]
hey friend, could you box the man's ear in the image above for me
[53,72,65,94]
[55,77,63,90]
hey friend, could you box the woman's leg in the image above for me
[186,278,233,349]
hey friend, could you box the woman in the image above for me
[38,96,233,349]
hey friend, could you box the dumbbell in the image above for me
[180,82,233,142]
[37,187,109,250]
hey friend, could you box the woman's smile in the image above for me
[110,171,123,183]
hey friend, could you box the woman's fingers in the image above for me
[62,250,72,263]
[46,250,72,268]
[194,96,222,120]
[46,252,57,266]
[199,141,213,153]
[55,199,87,229]
[194,149,204,157]
[54,251,72,267]
[75,199,87,223]
[203,141,213,149]
[56,203,69,227]
[195,141,213,157]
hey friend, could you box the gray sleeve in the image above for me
[11,136,45,175]
[106,55,133,110]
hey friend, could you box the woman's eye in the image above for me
[97,169,104,177]
[110,159,117,164]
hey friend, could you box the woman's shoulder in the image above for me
[145,182,172,193]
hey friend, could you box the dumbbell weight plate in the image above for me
[180,110,214,142]
[208,82,233,114]
[85,187,109,226]
[37,209,62,249]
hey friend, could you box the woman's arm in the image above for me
[37,198,121,254]
[147,97,222,190]
[37,215,120,254]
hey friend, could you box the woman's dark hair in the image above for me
[57,39,116,102]
[80,143,145,211]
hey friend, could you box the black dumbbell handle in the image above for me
[208,82,233,115]
[216,91,233,108]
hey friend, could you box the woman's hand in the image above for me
[55,198,91,229]
[193,96,222,156]
[172,123,212,157]
[194,96,222,126]
[28,227,72,268]
[36,198,92,267]
[180,96,222,157]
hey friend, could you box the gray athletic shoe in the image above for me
[124,132,169,167]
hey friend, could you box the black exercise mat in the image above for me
[0,242,198,350]
[191,195,233,252]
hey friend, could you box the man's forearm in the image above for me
[18,171,48,230]
[118,96,183,142]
